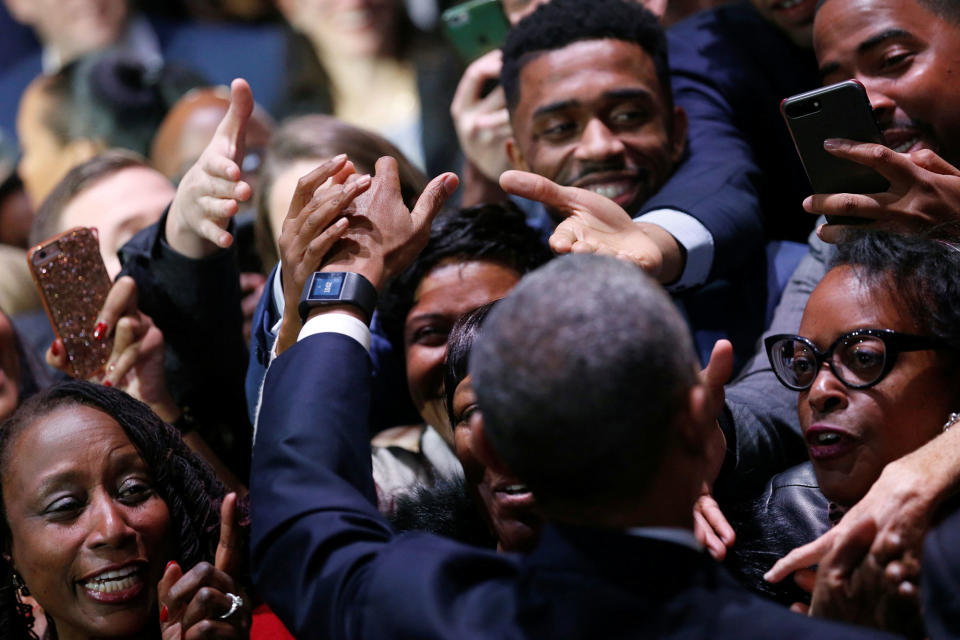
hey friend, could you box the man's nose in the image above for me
[574,118,626,161]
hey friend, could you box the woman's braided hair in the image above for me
[0,380,228,639]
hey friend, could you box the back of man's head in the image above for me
[501,0,671,112]
[471,254,699,517]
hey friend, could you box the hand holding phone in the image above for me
[781,80,889,225]
[443,0,510,64]
[28,227,113,379]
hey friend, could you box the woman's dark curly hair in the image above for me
[377,202,552,361]
[832,230,960,353]
[0,381,229,638]
[444,302,498,429]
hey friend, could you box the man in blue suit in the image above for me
[249,156,889,639]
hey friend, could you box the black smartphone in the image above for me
[442,0,510,64]
[781,80,889,225]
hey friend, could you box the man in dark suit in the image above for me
[249,155,889,638]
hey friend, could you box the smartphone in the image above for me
[443,0,510,63]
[781,80,889,225]
[27,227,113,379]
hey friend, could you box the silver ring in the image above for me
[218,592,243,621]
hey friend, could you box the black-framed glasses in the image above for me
[765,329,950,391]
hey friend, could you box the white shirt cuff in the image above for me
[634,209,715,291]
[298,312,372,353]
[270,266,285,336]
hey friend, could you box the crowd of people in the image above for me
[2,0,960,637]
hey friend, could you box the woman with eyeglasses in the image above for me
[725,231,960,627]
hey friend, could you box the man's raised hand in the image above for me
[166,78,254,258]
[499,170,683,283]
[323,156,459,292]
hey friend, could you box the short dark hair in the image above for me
[815,0,960,24]
[470,254,699,514]
[0,381,230,638]
[444,301,498,428]
[501,0,672,112]
[832,231,960,352]
[29,149,150,247]
[377,202,553,356]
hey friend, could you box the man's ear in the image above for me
[674,382,715,457]
[669,105,688,165]
[471,413,515,478]
[505,137,529,172]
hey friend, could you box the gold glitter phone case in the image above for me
[27,227,113,380]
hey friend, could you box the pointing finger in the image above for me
[215,79,254,163]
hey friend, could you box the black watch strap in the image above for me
[298,272,378,322]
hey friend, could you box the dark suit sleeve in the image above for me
[641,30,765,283]
[250,333,382,634]
[250,333,518,639]
[118,210,252,477]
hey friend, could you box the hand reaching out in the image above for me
[805,139,960,242]
[47,276,179,422]
[167,78,254,258]
[499,170,684,283]
[806,517,923,636]
[450,50,513,183]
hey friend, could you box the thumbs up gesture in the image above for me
[166,78,254,259]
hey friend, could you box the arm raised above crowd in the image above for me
[165,78,254,259]
[807,140,960,242]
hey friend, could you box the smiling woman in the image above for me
[0,381,249,639]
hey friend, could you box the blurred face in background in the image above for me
[151,90,276,193]
[16,79,99,208]
[276,0,401,58]
[59,167,174,278]
[750,0,817,48]
[4,0,128,64]
[0,310,21,421]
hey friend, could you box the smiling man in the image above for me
[501,0,688,285]
[499,0,769,369]
[814,0,960,165]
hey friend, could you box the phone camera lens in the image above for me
[812,100,821,109]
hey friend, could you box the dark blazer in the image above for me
[119,211,252,479]
[645,2,821,282]
[250,331,890,639]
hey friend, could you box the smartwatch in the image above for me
[298,271,378,322]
